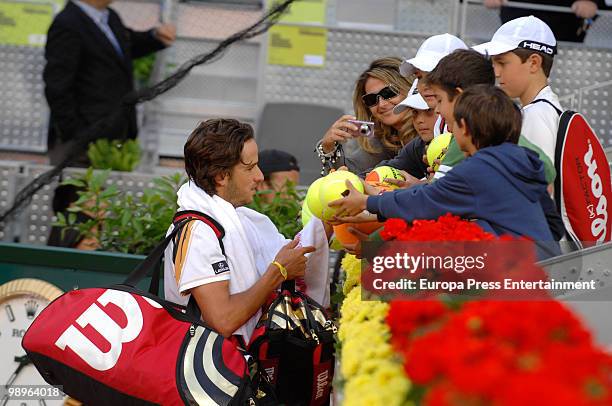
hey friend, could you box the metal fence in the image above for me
[0,160,181,244]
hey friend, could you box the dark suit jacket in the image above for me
[44,1,165,158]
[500,0,604,42]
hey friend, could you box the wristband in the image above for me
[272,261,288,280]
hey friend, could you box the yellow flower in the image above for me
[342,254,362,294]
[341,328,394,378]
[343,361,411,406]
[338,254,411,405]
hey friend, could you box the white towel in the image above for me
[176,182,261,341]
[237,207,330,307]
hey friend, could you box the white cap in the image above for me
[473,16,557,56]
[394,79,429,114]
[400,34,468,76]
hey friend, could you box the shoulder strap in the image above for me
[122,211,227,295]
[530,99,563,116]
[172,210,226,256]
[123,217,192,292]
[171,211,228,321]
[553,110,577,208]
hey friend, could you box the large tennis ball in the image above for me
[333,222,383,246]
[319,171,364,221]
[304,177,325,219]
[426,132,452,172]
[301,199,313,226]
[365,166,405,189]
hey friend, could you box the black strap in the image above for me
[123,218,192,291]
[530,99,563,116]
[123,210,227,296]
[281,280,295,293]
[173,210,226,256]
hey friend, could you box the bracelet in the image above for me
[271,261,288,280]
[316,140,337,158]
[316,141,343,176]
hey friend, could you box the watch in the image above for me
[0,278,64,406]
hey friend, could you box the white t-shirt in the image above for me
[164,220,231,306]
[433,114,447,137]
[521,85,562,174]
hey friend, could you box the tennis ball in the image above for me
[365,166,405,189]
[304,177,325,219]
[333,222,383,246]
[301,199,313,226]
[427,132,452,172]
[318,170,364,221]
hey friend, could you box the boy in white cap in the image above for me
[473,15,561,186]
[364,80,437,181]
[399,33,468,136]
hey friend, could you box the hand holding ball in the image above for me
[365,166,405,190]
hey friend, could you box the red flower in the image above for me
[377,214,612,405]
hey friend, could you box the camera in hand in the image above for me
[347,120,375,138]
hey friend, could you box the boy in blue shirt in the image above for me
[330,85,561,259]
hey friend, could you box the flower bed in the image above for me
[337,215,612,405]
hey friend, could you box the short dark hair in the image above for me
[184,118,254,195]
[453,84,522,149]
[426,49,495,101]
[511,48,554,77]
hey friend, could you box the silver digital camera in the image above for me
[347,120,375,138]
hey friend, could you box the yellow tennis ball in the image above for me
[301,199,313,226]
[319,170,364,221]
[305,177,325,219]
[427,132,452,172]
[365,166,405,189]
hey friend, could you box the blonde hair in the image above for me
[353,57,417,154]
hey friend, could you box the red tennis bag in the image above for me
[554,111,612,247]
[22,218,271,405]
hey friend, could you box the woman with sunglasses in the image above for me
[316,57,418,174]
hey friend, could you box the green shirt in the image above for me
[433,135,556,184]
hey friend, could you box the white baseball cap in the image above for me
[394,79,429,114]
[400,34,468,76]
[473,16,557,56]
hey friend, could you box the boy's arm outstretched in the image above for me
[366,171,476,222]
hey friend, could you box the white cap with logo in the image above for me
[400,33,468,76]
[473,16,557,56]
[394,79,429,114]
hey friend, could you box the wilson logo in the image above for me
[264,366,276,383]
[55,290,160,371]
[584,141,608,243]
[315,369,329,400]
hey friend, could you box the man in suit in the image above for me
[483,0,603,42]
[43,0,175,165]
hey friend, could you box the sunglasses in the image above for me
[362,85,400,108]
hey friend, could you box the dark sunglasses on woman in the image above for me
[362,85,400,108]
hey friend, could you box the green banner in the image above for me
[0,1,57,46]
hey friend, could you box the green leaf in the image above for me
[61,178,85,188]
